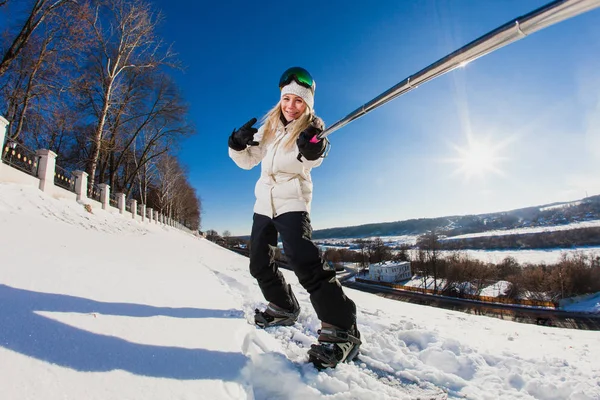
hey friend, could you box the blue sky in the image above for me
[151,0,600,236]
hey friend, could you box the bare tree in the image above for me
[417,231,442,291]
[222,230,231,245]
[369,237,392,264]
[0,0,75,76]
[324,248,342,264]
[2,1,90,145]
[205,230,219,242]
[393,244,411,262]
[170,178,201,230]
[354,239,370,271]
[113,73,193,194]
[137,152,200,231]
[82,0,176,187]
[152,154,183,214]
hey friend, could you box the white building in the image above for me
[368,261,411,283]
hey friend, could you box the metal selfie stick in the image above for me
[317,0,600,139]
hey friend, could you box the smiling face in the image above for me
[280,94,307,122]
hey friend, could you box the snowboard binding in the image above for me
[254,285,300,328]
[308,324,361,369]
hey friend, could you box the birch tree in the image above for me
[104,71,192,193]
[83,0,175,187]
[153,154,183,216]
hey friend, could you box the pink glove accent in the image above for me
[309,135,320,144]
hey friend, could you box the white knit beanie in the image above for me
[280,80,314,110]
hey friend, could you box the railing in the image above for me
[88,183,101,202]
[1,119,182,233]
[109,192,118,208]
[2,139,38,177]
[54,164,75,192]
[355,277,558,308]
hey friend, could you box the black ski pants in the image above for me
[249,211,356,330]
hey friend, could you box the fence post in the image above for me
[117,193,126,214]
[35,149,57,193]
[98,183,110,210]
[140,204,146,222]
[147,207,153,222]
[0,116,8,162]
[130,199,137,219]
[73,171,88,202]
[154,210,159,224]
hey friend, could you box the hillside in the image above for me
[312,195,600,240]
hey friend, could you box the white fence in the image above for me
[0,115,187,230]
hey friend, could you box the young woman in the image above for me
[228,67,361,369]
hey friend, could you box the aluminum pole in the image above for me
[318,0,600,139]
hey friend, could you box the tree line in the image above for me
[411,232,600,301]
[319,233,600,301]
[0,0,200,229]
[439,227,600,250]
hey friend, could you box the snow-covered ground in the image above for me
[562,293,600,313]
[443,247,600,265]
[401,247,600,266]
[1,182,600,400]
[444,220,600,241]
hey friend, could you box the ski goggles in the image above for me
[279,67,315,92]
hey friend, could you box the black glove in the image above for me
[228,118,259,151]
[297,118,327,161]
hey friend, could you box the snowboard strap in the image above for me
[266,303,298,318]
[318,327,361,345]
[265,284,300,318]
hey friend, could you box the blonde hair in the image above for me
[260,101,313,150]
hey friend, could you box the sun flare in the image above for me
[447,136,508,180]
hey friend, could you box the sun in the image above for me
[447,136,508,180]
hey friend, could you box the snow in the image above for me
[562,293,600,314]
[403,276,448,291]
[479,281,512,297]
[539,201,582,212]
[445,219,600,241]
[1,182,600,400]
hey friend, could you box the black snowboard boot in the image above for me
[254,285,300,328]
[308,324,361,370]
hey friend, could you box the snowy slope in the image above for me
[1,183,599,400]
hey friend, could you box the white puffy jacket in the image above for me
[229,119,324,219]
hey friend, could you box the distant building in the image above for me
[368,261,411,283]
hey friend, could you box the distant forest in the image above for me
[439,227,600,250]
